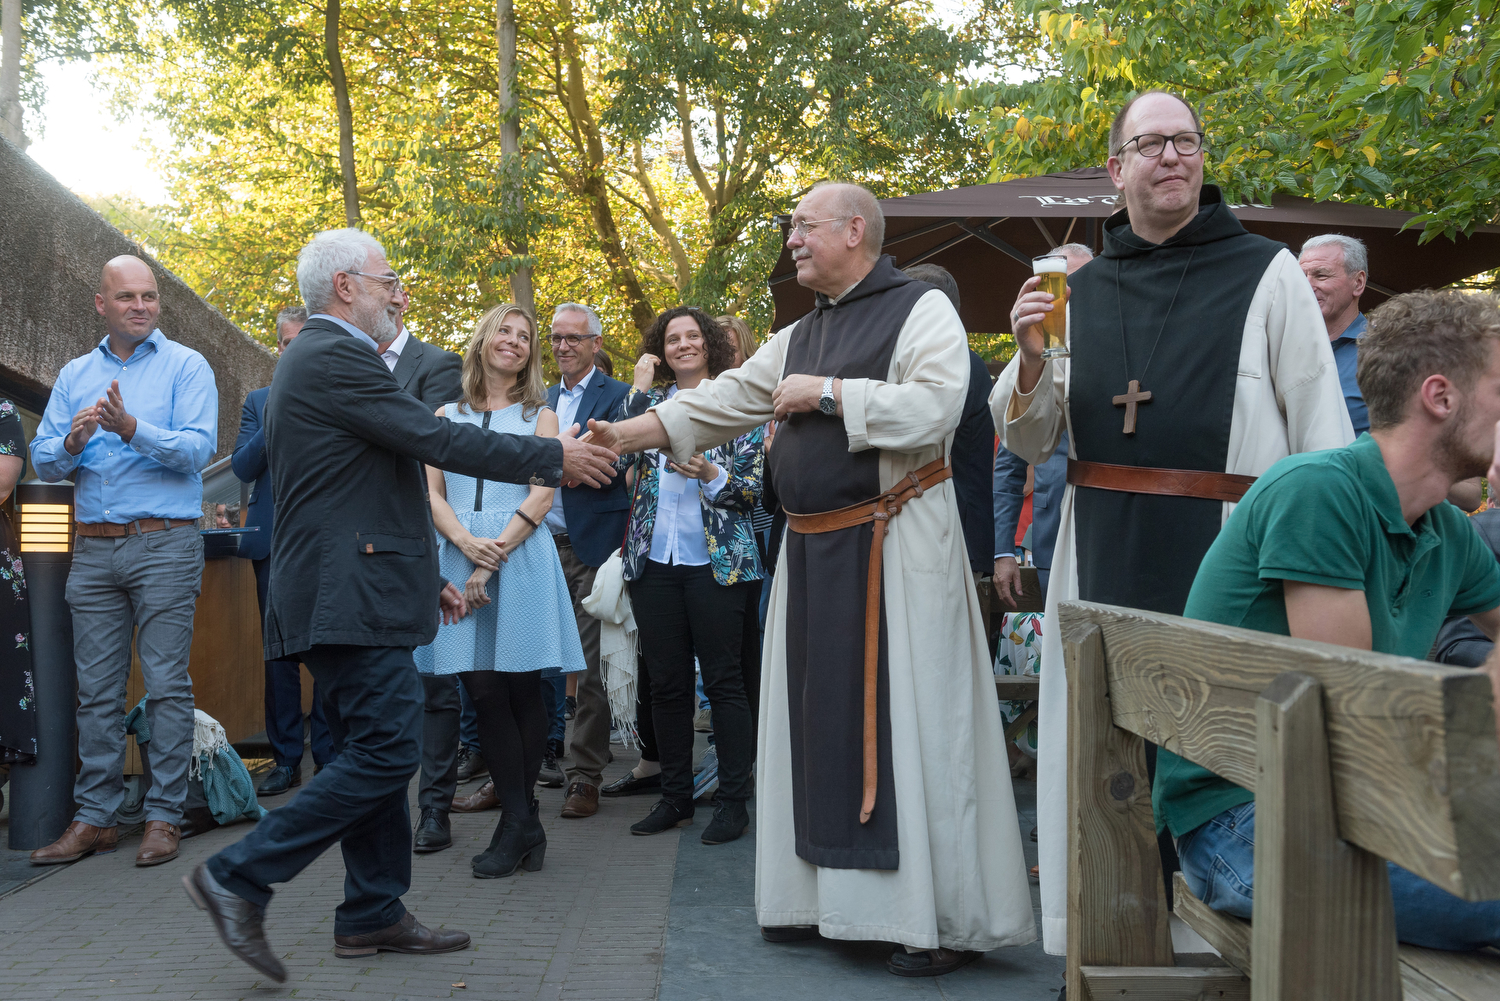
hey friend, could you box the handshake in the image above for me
[556,417,636,489]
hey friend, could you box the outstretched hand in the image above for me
[439,582,469,625]
[559,423,619,489]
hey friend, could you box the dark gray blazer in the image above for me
[391,331,464,409]
[261,318,565,659]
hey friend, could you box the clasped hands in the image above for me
[65,379,138,454]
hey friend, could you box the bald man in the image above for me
[29,255,218,869]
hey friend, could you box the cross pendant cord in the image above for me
[1114,248,1197,435]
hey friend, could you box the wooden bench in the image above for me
[1060,600,1500,1000]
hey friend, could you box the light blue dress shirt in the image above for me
[647,385,727,568]
[1330,312,1368,437]
[31,329,218,523]
[308,312,381,352]
[544,366,596,535]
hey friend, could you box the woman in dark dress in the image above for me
[0,398,38,772]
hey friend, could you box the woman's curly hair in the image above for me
[639,306,737,386]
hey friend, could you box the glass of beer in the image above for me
[1032,254,1069,359]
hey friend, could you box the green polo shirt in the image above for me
[1152,434,1500,837]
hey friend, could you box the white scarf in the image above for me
[581,548,640,746]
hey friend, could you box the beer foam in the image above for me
[1032,257,1067,274]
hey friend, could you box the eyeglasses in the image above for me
[1116,132,1205,158]
[789,217,846,238]
[549,334,599,348]
[345,271,404,294]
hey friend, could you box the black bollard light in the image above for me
[8,480,78,850]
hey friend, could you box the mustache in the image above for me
[791,248,812,261]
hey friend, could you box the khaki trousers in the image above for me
[558,541,608,788]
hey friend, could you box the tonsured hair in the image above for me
[552,302,603,340]
[296,228,385,313]
[1109,90,1203,157]
[459,303,548,421]
[1359,290,1500,431]
[1300,234,1369,277]
[810,181,886,259]
[639,307,737,386]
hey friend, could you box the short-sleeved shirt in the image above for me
[1152,433,1500,837]
[1331,313,1369,437]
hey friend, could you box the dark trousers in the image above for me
[252,558,334,769]
[630,562,753,810]
[461,670,546,815]
[418,675,460,813]
[208,644,422,935]
[542,675,566,751]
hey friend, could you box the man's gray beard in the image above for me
[353,297,398,344]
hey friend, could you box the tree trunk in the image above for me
[497,0,533,314]
[0,0,23,147]
[324,0,360,227]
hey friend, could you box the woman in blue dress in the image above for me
[415,303,586,879]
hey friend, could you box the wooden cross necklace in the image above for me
[1113,248,1197,435]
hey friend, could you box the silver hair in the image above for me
[1299,233,1368,277]
[297,229,386,313]
[274,305,307,337]
[1049,243,1095,261]
[810,181,885,259]
[552,302,602,340]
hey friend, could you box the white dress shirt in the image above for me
[544,367,597,535]
[380,327,411,372]
[647,386,728,567]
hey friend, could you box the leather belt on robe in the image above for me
[782,456,952,826]
[1067,459,1257,503]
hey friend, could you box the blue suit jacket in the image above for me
[232,385,273,561]
[547,371,633,568]
[993,429,1068,571]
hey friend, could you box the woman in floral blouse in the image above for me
[611,307,765,844]
[0,399,37,775]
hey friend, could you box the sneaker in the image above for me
[693,706,713,733]
[692,746,719,801]
[701,799,749,845]
[456,746,489,784]
[563,695,577,721]
[609,727,625,745]
[630,799,693,836]
[538,749,565,789]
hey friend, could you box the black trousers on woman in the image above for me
[629,561,753,811]
[458,670,547,816]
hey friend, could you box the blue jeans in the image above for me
[542,675,566,749]
[1178,802,1500,951]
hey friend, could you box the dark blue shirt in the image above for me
[1330,312,1368,437]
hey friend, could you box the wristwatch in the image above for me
[818,376,837,415]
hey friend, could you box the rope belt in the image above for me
[783,456,952,825]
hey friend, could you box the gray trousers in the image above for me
[559,542,608,788]
[66,525,203,826]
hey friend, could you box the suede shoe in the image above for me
[560,781,599,819]
[455,746,488,784]
[256,765,300,796]
[136,821,181,866]
[452,779,499,813]
[601,771,661,797]
[701,799,749,845]
[183,863,287,982]
[538,749,565,788]
[29,821,118,865]
[412,808,452,853]
[333,911,471,958]
[630,799,693,836]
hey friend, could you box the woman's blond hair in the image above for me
[459,303,548,420]
[717,315,758,364]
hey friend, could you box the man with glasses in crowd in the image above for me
[991,89,1354,957]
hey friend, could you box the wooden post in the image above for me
[1251,671,1400,1001]
[1066,620,1174,999]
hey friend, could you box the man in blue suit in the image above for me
[545,303,633,821]
[234,306,336,795]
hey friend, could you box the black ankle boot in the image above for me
[472,801,546,879]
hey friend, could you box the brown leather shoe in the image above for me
[451,779,499,813]
[560,781,599,819]
[333,911,471,958]
[29,821,119,865]
[136,820,181,866]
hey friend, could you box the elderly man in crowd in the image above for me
[29,255,218,868]
[233,305,336,796]
[588,181,1035,977]
[1300,233,1371,436]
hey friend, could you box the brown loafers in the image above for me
[333,912,471,958]
[29,821,119,865]
[560,781,599,819]
[136,820,181,866]
[451,779,499,813]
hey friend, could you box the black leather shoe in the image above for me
[563,695,577,720]
[887,947,982,977]
[183,863,287,983]
[473,800,546,878]
[538,749,565,789]
[701,799,750,845]
[333,911,471,958]
[412,807,451,853]
[601,771,662,797]
[256,765,300,796]
[761,925,820,943]
[630,799,693,835]
[456,746,488,784]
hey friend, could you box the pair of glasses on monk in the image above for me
[1115,131,1207,158]
[344,270,404,294]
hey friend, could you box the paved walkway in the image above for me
[0,747,1060,1000]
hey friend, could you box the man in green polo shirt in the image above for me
[1156,289,1500,951]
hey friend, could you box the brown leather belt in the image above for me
[76,518,197,538]
[1067,459,1257,503]
[783,456,952,826]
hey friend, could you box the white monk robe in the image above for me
[991,247,1354,954]
[653,286,1036,951]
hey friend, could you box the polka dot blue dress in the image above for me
[414,402,586,678]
